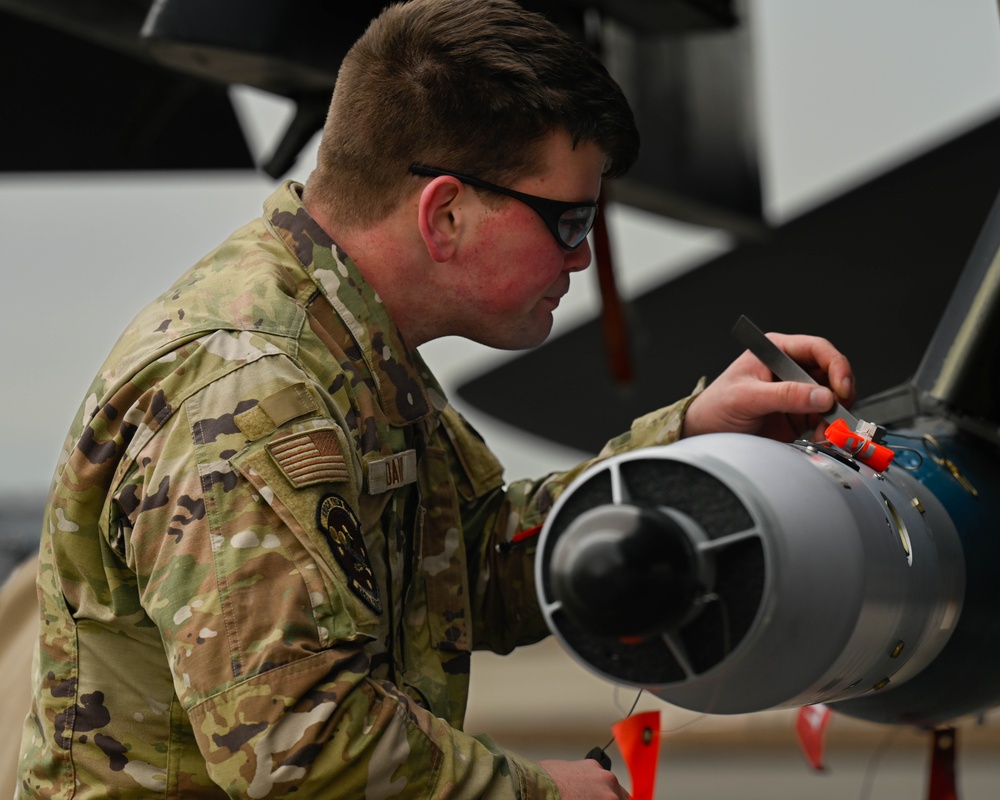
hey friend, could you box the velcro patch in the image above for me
[260,383,318,427]
[316,493,382,614]
[235,382,319,441]
[268,430,350,487]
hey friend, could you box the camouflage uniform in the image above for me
[17,181,696,798]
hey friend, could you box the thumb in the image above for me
[808,386,836,414]
[766,382,835,416]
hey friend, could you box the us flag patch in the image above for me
[268,429,350,487]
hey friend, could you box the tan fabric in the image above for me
[0,556,39,797]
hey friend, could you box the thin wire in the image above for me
[602,590,733,747]
[661,712,707,735]
[884,431,932,468]
[886,446,924,469]
[884,431,928,442]
[612,683,642,718]
[601,689,644,751]
[858,728,900,800]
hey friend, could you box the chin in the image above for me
[464,308,555,351]
[513,315,556,349]
[483,323,552,351]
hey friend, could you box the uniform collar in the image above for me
[263,181,446,425]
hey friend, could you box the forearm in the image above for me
[466,385,703,652]
[187,649,558,799]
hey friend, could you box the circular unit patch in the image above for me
[316,493,382,614]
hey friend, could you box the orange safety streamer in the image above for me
[611,710,661,800]
[795,704,832,771]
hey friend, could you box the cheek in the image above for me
[465,208,564,304]
[482,257,558,312]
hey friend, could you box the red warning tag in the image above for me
[796,704,832,771]
[927,727,958,800]
[612,710,661,800]
[825,418,895,472]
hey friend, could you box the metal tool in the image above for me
[732,314,860,430]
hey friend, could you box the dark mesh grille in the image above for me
[551,608,688,684]
[619,459,754,538]
[680,537,765,673]
[543,456,767,684]
[539,470,613,598]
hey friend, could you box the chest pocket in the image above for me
[438,405,504,501]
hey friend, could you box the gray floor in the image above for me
[464,641,999,800]
[500,739,997,800]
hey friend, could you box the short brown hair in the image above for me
[305,0,639,229]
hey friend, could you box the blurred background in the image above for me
[3,0,1000,796]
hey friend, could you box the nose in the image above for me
[564,237,593,272]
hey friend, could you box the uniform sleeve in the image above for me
[444,383,705,655]
[117,371,559,800]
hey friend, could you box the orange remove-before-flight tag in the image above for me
[796,704,832,771]
[612,710,661,800]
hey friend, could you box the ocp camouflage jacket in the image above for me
[18,181,695,799]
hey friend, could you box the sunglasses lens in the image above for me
[558,206,597,248]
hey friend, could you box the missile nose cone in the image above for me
[550,504,703,639]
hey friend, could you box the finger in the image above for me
[812,418,831,442]
[831,355,856,404]
[751,379,837,419]
[767,334,855,401]
[594,765,629,800]
[604,773,630,800]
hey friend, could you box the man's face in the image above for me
[448,130,606,350]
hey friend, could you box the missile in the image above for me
[535,188,1000,728]
[535,424,1000,727]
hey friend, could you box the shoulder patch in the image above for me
[316,493,382,614]
[269,429,350,487]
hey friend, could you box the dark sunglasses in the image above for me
[410,164,598,250]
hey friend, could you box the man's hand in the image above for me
[682,332,856,442]
[539,759,630,800]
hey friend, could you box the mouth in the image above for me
[544,281,570,310]
[542,293,564,311]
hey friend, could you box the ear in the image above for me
[416,177,465,263]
